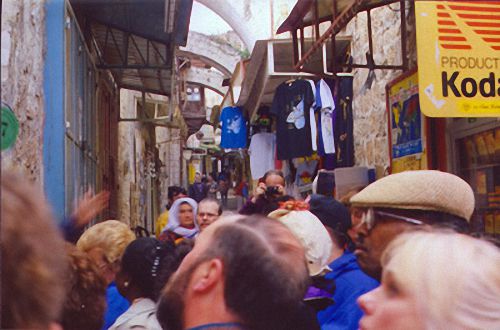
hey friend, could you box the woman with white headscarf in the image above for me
[159,197,198,244]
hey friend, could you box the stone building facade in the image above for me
[1,0,46,183]
[118,90,183,228]
[343,2,418,170]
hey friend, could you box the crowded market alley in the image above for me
[1,1,499,329]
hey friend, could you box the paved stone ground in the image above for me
[220,190,242,213]
[221,196,239,212]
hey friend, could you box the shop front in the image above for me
[415,1,500,236]
[271,0,500,237]
[220,37,354,198]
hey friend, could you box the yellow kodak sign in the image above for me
[415,1,500,117]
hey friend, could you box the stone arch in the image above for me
[184,67,228,95]
[195,0,256,51]
[178,32,241,77]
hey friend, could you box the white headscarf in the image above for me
[162,197,199,238]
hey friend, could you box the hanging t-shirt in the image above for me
[335,76,354,167]
[319,79,338,169]
[306,79,318,151]
[271,80,314,160]
[248,132,276,180]
[293,158,318,187]
[316,79,336,155]
[219,106,247,149]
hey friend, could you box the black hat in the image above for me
[309,194,351,234]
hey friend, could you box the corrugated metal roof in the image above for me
[90,22,173,95]
[71,0,193,96]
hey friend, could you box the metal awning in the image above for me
[236,38,351,120]
[277,0,394,33]
[276,0,408,73]
[70,0,193,96]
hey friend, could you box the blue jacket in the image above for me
[317,252,379,330]
[103,282,130,329]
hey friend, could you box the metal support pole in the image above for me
[300,26,305,61]
[141,91,146,119]
[330,0,338,73]
[123,32,129,66]
[313,0,320,41]
[292,28,299,65]
[169,55,176,121]
[367,9,374,67]
[400,0,408,71]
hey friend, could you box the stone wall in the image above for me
[342,2,417,170]
[117,90,136,225]
[117,89,182,226]
[1,0,46,183]
[156,126,182,203]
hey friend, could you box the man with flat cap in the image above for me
[349,170,474,281]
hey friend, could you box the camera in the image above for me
[265,186,280,196]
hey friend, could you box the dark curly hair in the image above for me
[60,244,107,330]
[121,238,187,301]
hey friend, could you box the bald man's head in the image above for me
[157,215,310,330]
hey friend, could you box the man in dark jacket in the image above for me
[239,170,292,215]
[309,195,379,330]
[188,172,208,203]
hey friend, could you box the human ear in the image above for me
[49,322,63,330]
[192,259,223,292]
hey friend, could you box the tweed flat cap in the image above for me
[350,170,475,221]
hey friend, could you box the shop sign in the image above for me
[387,70,427,173]
[1,103,19,151]
[415,1,500,117]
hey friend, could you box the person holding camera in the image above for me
[239,170,293,215]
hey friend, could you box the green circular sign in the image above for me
[1,103,19,151]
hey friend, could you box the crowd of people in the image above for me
[2,168,500,330]
[183,172,235,207]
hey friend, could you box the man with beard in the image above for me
[349,170,474,281]
[156,215,311,330]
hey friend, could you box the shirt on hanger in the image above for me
[219,106,247,149]
[271,80,315,160]
[248,132,276,180]
[306,79,318,151]
[294,158,318,187]
[316,79,336,155]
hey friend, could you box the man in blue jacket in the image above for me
[310,195,379,330]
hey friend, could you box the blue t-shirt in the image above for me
[317,252,379,330]
[103,282,130,329]
[220,106,247,149]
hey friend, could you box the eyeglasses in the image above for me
[359,208,424,231]
[198,212,218,218]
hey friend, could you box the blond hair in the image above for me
[76,220,135,265]
[382,230,500,330]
